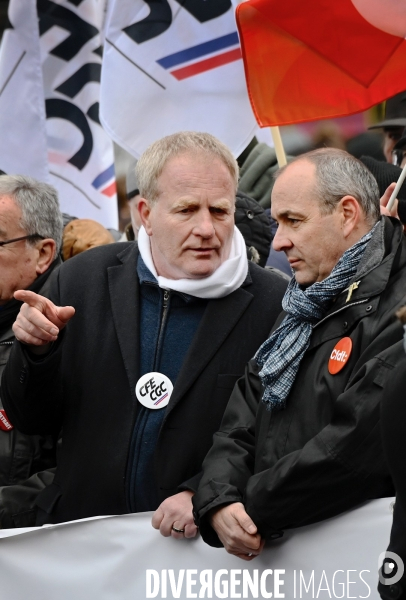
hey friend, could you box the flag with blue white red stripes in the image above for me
[156,32,241,80]
[100,0,257,158]
[42,0,118,228]
[92,164,117,198]
[0,0,118,229]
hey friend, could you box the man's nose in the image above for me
[272,225,292,252]
[193,211,216,238]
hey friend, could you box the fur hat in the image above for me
[63,219,115,261]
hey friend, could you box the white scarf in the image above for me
[137,225,248,299]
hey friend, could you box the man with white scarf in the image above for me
[193,148,406,560]
[1,132,287,531]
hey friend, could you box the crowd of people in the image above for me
[2,93,406,599]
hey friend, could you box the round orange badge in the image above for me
[328,337,353,375]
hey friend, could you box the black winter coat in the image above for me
[194,217,406,545]
[1,243,287,524]
[378,349,406,600]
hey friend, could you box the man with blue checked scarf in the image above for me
[193,148,406,560]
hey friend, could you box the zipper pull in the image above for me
[163,290,169,307]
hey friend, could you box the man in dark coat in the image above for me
[1,132,287,534]
[377,308,406,600]
[193,148,406,560]
[0,174,62,527]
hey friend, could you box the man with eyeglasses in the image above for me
[0,173,63,528]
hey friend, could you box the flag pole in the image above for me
[388,163,406,212]
[270,126,287,168]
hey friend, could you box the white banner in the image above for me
[100,0,257,158]
[0,0,118,229]
[0,0,48,181]
[0,498,395,599]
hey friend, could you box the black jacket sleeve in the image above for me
[0,467,56,528]
[192,361,261,546]
[0,270,65,437]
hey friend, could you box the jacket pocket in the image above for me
[373,360,395,388]
[216,374,241,390]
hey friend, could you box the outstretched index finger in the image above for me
[14,290,75,330]
[14,289,50,311]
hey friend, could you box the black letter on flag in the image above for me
[37,0,98,61]
[45,99,93,170]
[174,0,232,22]
[123,0,232,44]
[123,0,173,44]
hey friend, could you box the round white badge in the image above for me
[135,372,173,410]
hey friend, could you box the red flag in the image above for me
[236,0,406,126]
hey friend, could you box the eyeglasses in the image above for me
[392,149,406,167]
[0,234,45,248]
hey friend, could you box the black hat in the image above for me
[234,191,271,268]
[368,91,406,130]
[360,156,406,200]
[360,156,406,225]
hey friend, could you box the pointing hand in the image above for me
[12,290,75,348]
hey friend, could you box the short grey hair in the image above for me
[0,174,63,254]
[136,131,239,202]
[276,148,381,225]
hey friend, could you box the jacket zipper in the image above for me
[153,290,170,370]
[313,298,370,330]
[0,341,13,346]
[126,288,171,509]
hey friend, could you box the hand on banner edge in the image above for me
[152,490,198,539]
[209,502,264,561]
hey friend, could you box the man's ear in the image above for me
[339,195,362,238]
[35,239,56,275]
[138,198,153,235]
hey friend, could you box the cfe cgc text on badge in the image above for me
[136,372,174,410]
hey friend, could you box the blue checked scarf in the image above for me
[256,226,376,412]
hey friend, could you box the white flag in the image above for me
[39,0,118,228]
[0,0,118,229]
[100,0,257,158]
[0,0,48,181]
